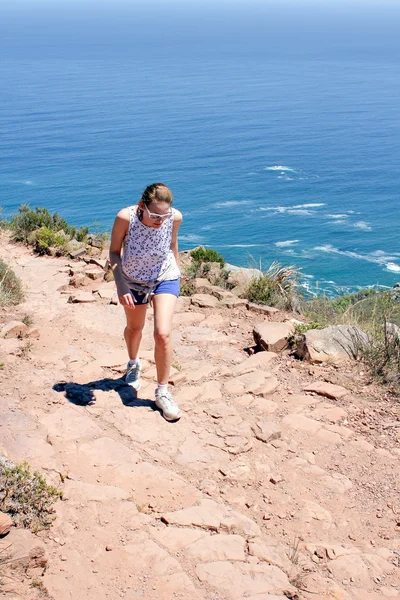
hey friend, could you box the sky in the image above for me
[0,0,399,60]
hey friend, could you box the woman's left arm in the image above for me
[171,209,183,264]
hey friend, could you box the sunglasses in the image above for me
[144,205,172,222]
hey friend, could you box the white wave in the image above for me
[264,165,296,172]
[217,244,265,248]
[275,240,300,247]
[287,209,313,215]
[180,234,204,243]
[327,213,349,219]
[314,244,400,270]
[260,206,314,215]
[24,180,34,185]
[354,221,372,231]
[293,203,325,209]
[386,262,400,273]
[214,200,252,208]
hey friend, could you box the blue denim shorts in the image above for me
[129,278,180,305]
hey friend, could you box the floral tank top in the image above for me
[121,205,180,283]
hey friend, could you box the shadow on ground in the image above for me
[53,377,156,410]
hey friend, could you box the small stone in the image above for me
[105,545,113,551]
[0,512,13,536]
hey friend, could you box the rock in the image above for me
[219,297,248,308]
[69,273,89,288]
[26,327,40,339]
[205,403,238,419]
[253,322,294,352]
[247,303,280,316]
[195,561,295,598]
[193,278,215,294]
[187,534,246,562]
[175,312,206,326]
[1,321,29,339]
[211,288,236,300]
[89,237,103,249]
[67,292,96,303]
[191,294,219,308]
[297,501,333,530]
[69,247,86,259]
[183,326,227,343]
[248,538,293,572]
[161,499,260,537]
[296,325,369,364]
[223,371,278,396]
[89,257,108,270]
[301,573,352,600]
[304,381,348,399]
[235,351,277,375]
[252,421,281,444]
[97,287,115,300]
[0,512,12,536]
[151,527,207,552]
[84,268,104,280]
[162,499,225,531]
[225,264,262,286]
[327,554,372,587]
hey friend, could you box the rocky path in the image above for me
[0,241,399,600]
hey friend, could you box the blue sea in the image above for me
[1,1,399,296]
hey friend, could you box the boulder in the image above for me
[296,325,369,364]
[304,381,348,399]
[0,512,12,536]
[253,322,294,352]
[69,248,86,259]
[193,278,215,294]
[191,294,219,309]
[219,298,247,308]
[84,268,104,280]
[0,321,29,339]
[67,292,96,303]
[247,303,280,316]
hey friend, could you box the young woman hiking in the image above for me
[109,183,182,421]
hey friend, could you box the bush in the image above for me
[190,247,225,268]
[9,205,89,245]
[30,226,68,254]
[180,277,196,296]
[244,261,301,310]
[0,259,24,306]
[303,288,397,332]
[0,459,62,531]
[360,320,400,392]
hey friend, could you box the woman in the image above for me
[109,183,182,421]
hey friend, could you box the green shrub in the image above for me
[303,288,398,332]
[180,277,196,296]
[31,226,68,254]
[9,205,89,244]
[0,259,24,306]
[244,261,301,310]
[359,320,400,392]
[190,246,225,267]
[0,459,62,531]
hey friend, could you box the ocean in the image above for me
[0,1,399,296]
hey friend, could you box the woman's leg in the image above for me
[152,293,177,384]
[123,304,148,360]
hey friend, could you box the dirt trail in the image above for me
[0,239,399,600]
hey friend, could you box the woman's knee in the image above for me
[125,323,144,337]
[154,329,171,347]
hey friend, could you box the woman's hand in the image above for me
[119,293,136,309]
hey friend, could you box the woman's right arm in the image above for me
[109,208,136,309]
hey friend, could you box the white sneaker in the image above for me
[124,360,141,390]
[155,389,181,421]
